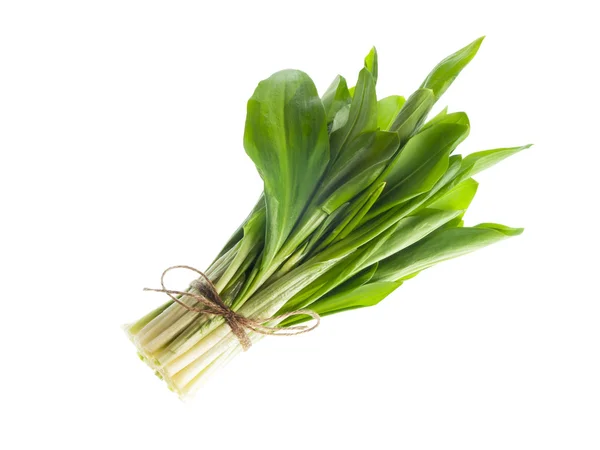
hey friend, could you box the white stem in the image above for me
[164,321,230,377]
[170,329,238,388]
[144,308,201,353]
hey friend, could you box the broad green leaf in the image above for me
[244,70,329,269]
[240,253,352,319]
[275,246,367,314]
[422,106,448,129]
[420,36,484,101]
[338,165,465,259]
[284,217,404,314]
[389,88,435,143]
[335,182,386,241]
[322,159,388,214]
[322,202,412,263]
[422,110,470,131]
[427,177,479,211]
[368,122,469,218]
[330,104,351,132]
[354,155,463,231]
[235,205,330,306]
[329,262,379,296]
[285,181,466,313]
[377,95,406,131]
[329,68,377,162]
[428,154,463,196]
[317,182,386,251]
[384,122,469,190]
[476,222,524,236]
[283,279,402,325]
[268,241,309,283]
[423,146,530,212]
[461,145,532,178]
[322,75,352,124]
[304,203,350,255]
[361,208,463,268]
[286,228,393,313]
[321,131,399,212]
[373,223,522,282]
[282,260,379,318]
[440,213,465,230]
[345,47,378,98]
[364,47,378,84]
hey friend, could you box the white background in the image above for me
[1,1,598,449]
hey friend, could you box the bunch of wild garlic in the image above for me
[125,37,529,398]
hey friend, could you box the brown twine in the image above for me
[143,265,320,351]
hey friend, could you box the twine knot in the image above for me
[144,265,320,351]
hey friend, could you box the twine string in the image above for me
[143,265,320,351]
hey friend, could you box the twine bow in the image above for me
[144,265,320,351]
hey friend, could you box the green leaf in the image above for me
[429,154,464,195]
[335,182,386,241]
[214,195,264,260]
[364,47,378,84]
[361,208,464,268]
[385,122,469,190]
[244,70,330,269]
[389,88,435,143]
[331,104,351,132]
[240,253,352,319]
[476,222,524,236]
[283,238,386,313]
[284,217,405,314]
[304,203,350,255]
[214,206,266,292]
[440,213,465,230]
[321,130,399,213]
[285,258,380,315]
[422,106,448,129]
[317,182,386,251]
[461,145,532,178]
[329,68,377,162]
[420,36,485,101]
[423,146,530,213]
[322,75,351,124]
[422,110,470,131]
[268,241,309,283]
[283,279,402,325]
[427,177,479,211]
[345,47,378,98]
[377,95,406,131]
[373,223,522,282]
[368,122,470,218]
[329,262,379,295]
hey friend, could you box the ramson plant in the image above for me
[125,37,529,399]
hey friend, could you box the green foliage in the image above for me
[322,75,351,124]
[372,224,523,282]
[377,95,406,131]
[329,68,377,162]
[420,36,485,101]
[364,47,378,84]
[367,122,470,218]
[135,38,530,365]
[244,70,330,269]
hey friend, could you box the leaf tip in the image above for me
[476,223,524,237]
